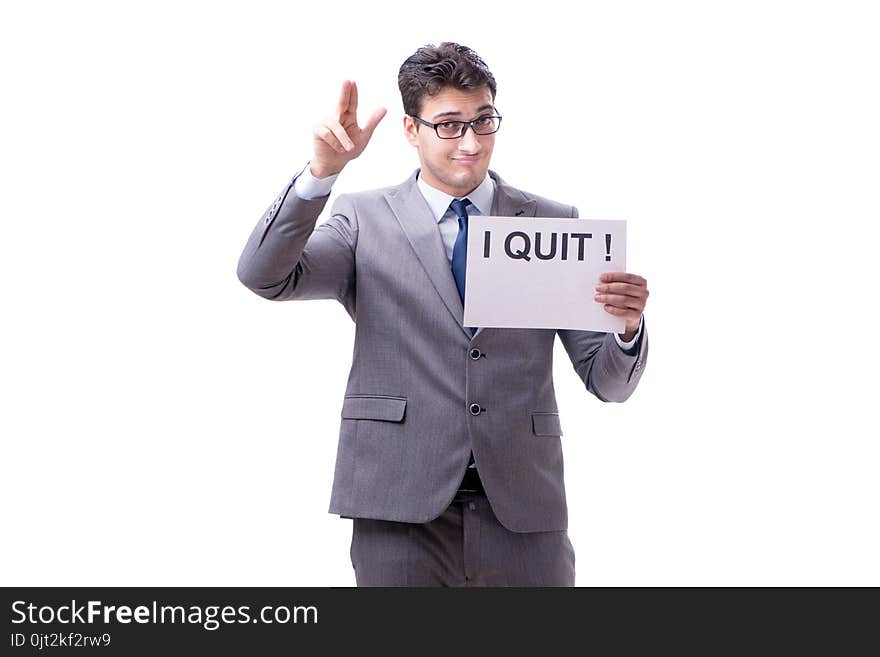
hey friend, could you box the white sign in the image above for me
[463,216,627,333]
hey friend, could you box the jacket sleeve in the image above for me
[553,202,648,401]
[556,319,648,403]
[236,170,358,317]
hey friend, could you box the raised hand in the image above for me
[310,80,387,179]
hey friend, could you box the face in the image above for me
[404,85,497,197]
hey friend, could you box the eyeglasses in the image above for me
[411,114,503,139]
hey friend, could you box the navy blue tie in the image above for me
[450,198,476,336]
[452,198,476,469]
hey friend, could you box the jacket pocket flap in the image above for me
[532,412,563,436]
[342,396,407,422]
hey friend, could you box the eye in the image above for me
[474,116,493,126]
[438,121,459,130]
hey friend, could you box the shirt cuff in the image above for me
[293,162,338,200]
[614,315,643,354]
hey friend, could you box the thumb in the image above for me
[361,107,387,140]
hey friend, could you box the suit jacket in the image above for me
[237,168,648,533]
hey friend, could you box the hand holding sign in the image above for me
[594,272,649,340]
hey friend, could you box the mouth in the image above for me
[453,156,481,166]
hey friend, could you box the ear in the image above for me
[403,115,419,147]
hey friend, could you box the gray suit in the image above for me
[237,168,647,536]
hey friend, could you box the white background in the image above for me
[1,0,878,586]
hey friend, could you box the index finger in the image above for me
[599,272,647,286]
[349,80,359,116]
[336,80,353,118]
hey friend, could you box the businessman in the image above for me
[237,42,649,586]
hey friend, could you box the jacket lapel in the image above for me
[385,170,538,341]
[385,171,471,339]
[490,170,538,219]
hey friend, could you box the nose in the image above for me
[458,126,481,153]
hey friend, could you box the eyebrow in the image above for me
[431,104,495,120]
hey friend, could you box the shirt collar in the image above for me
[416,171,495,222]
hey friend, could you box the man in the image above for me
[237,42,649,586]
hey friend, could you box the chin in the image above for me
[427,167,486,195]
[453,170,486,188]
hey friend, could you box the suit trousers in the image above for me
[349,492,576,587]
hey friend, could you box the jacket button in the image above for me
[469,348,482,360]
[469,403,482,415]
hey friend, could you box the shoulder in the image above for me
[492,171,578,218]
[519,187,576,215]
[330,172,417,213]
[340,182,403,202]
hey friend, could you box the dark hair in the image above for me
[398,42,497,117]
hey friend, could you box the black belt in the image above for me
[455,466,485,496]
